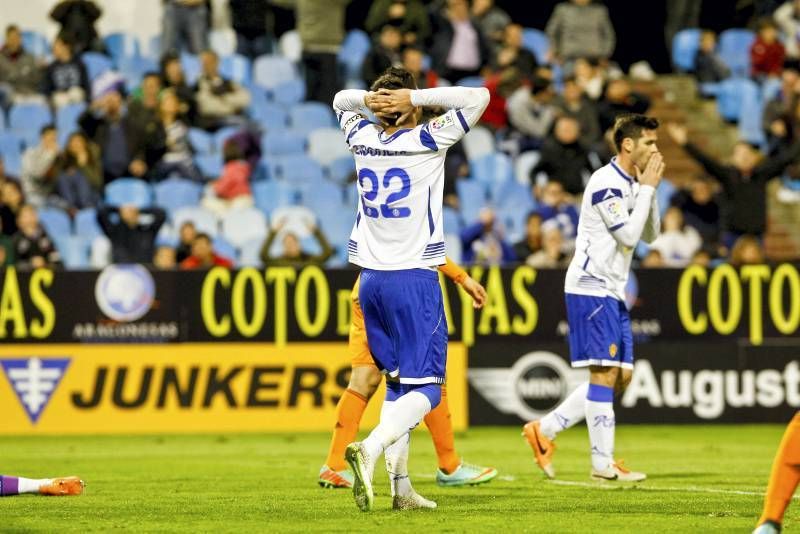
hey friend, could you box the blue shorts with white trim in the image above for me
[359,268,447,384]
[565,293,633,369]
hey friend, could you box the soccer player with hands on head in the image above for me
[332,67,489,511]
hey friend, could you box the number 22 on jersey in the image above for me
[359,167,411,219]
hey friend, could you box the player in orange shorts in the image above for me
[754,412,800,533]
[318,258,497,488]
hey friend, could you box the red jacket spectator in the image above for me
[180,254,233,269]
[179,233,233,270]
[213,160,251,199]
[751,22,785,78]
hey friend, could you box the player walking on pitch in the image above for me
[332,67,489,511]
[753,412,800,533]
[523,114,664,482]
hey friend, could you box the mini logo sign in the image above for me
[1,358,70,423]
[95,264,155,322]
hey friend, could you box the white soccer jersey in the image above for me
[565,157,660,301]
[333,87,489,270]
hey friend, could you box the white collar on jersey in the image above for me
[610,157,634,184]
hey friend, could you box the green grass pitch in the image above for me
[0,425,796,532]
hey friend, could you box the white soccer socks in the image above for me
[362,391,433,467]
[385,432,412,497]
[585,384,616,472]
[540,382,589,440]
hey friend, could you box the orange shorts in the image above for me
[349,276,378,368]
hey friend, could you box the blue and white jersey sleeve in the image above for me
[411,87,490,150]
[591,187,628,232]
[590,182,656,249]
[333,90,371,146]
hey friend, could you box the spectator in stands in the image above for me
[195,50,251,131]
[53,132,102,212]
[229,0,274,59]
[545,0,616,64]
[153,245,177,269]
[161,0,208,55]
[775,0,800,59]
[460,208,515,266]
[21,125,59,208]
[694,30,730,85]
[671,177,722,247]
[151,89,203,182]
[597,78,651,133]
[0,156,17,187]
[283,0,352,104]
[648,207,703,267]
[572,57,605,100]
[640,249,665,268]
[403,46,439,89]
[506,75,557,149]
[664,0,702,54]
[751,18,786,80]
[0,217,14,267]
[13,204,62,269]
[530,117,595,196]
[97,205,167,263]
[730,235,766,265]
[430,0,492,83]
[176,221,197,263]
[261,220,334,266]
[513,212,543,263]
[691,248,712,266]
[49,0,104,55]
[555,76,601,146]
[128,72,163,135]
[534,180,580,250]
[202,141,253,217]
[362,26,404,86]
[43,34,90,108]
[0,25,43,107]
[491,24,538,75]
[365,0,430,46]
[762,67,799,154]
[0,180,25,236]
[79,83,163,184]
[526,222,570,268]
[472,0,511,48]
[180,233,234,269]
[668,122,800,246]
[160,53,198,125]
[481,67,524,131]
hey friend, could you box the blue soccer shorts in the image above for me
[565,293,634,369]
[358,268,447,385]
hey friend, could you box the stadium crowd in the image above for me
[0,0,797,271]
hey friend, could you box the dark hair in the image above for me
[612,114,659,152]
[530,75,552,96]
[526,211,543,224]
[370,67,418,126]
[40,124,56,137]
[143,71,161,80]
[6,24,19,35]
[757,17,778,32]
[194,232,212,244]
[222,140,243,163]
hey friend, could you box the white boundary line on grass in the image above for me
[547,479,800,500]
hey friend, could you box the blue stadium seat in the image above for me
[496,182,535,243]
[302,179,343,213]
[180,53,202,85]
[253,55,298,89]
[514,150,541,184]
[462,126,495,162]
[456,76,484,88]
[220,54,251,85]
[278,30,302,63]
[443,206,462,235]
[308,128,350,166]
[0,110,5,131]
[261,131,306,155]
[270,79,306,105]
[0,132,23,176]
[173,206,219,237]
[9,103,53,148]
[119,56,158,91]
[195,153,223,179]
[147,35,161,61]
[289,102,336,134]
[327,156,356,184]
[188,128,214,154]
[38,206,72,238]
[522,28,550,65]
[268,154,325,185]
[717,78,759,122]
[719,29,755,78]
[672,28,701,72]
[74,208,103,240]
[739,84,766,146]
[221,207,268,248]
[60,236,91,269]
[456,179,487,223]
[471,152,515,187]
[238,237,265,267]
[104,32,141,65]
[251,102,289,130]
[209,29,238,57]
[81,52,114,81]
[338,30,371,83]
[105,178,153,207]
[56,103,86,138]
[252,180,298,214]
[21,30,49,57]
[444,233,462,264]
[154,177,203,214]
[212,236,238,265]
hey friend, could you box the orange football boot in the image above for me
[39,476,85,496]
[522,421,557,479]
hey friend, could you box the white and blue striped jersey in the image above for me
[565,157,660,302]
[333,87,490,270]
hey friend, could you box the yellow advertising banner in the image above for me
[0,343,468,434]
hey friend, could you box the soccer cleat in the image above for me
[591,460,646,482]
[522,420,557,479]
[345,442,374,512]
[436,462,498,487]
[752,521,781,534]
[317,465,353,489]
[392,491,437,510]
[39,476,85,496]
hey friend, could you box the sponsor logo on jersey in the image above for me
[429,113,454,131]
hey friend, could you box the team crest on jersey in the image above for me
[0,357,70,424]
[609,344,618,358]
[604,199,623,219]
[430,114,454,131]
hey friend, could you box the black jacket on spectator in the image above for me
[13,228,62,269]
[683,142,800,236]
[50,0,103,54]
[597,93,651,133]
[670,189,722,245]
[97,206,166,263]
[530,138,595,195]
[361,46,401,86]
[229,0,273,40]
[43,58,90,99]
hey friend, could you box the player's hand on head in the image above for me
[461,276,487,309]
[637,152,664,188]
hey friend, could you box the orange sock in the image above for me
[424,386,461,474]
[759,412,800,526]
[324,388,368,471]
